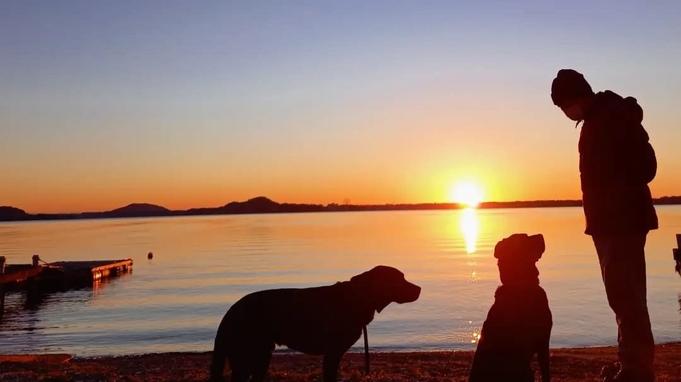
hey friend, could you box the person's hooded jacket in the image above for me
[579,90,658,235]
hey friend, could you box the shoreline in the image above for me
[2,343,680,381]
[3,196,681,223]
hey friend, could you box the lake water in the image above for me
[1,207,680,357]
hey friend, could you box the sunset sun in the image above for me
[450,181,484,208]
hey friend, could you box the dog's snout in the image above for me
[405,282,421,302]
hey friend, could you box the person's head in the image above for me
[551,69,595,121]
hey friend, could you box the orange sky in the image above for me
[3,138,679,214]
[3,87,680,213]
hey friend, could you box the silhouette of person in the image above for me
[551,69,658,382]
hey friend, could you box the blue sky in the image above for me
[1,1,680,212]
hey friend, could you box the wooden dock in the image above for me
[43,259,133,285]
[0,256,133,316]
[0,264,43,286]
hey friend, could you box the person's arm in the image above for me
[579,122,621,190]
[611,120,657,186]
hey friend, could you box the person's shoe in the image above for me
[600,362,619,381]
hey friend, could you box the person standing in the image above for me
[550,69,658,382]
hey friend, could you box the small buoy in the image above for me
[147,252,153,260]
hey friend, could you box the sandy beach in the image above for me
[1,342,680,382]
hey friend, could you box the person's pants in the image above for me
[593,233,655,377]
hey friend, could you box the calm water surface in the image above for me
[1,207,680,356]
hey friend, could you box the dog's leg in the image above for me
[230,369,251,382]
[538,339,551,382]
[249,352,272,382]
[467,349,486,382]
[209,357,224,381]
[538,349,550,382]
[209,343,228,382]
[220,353,253,382]
[322,352,344,382]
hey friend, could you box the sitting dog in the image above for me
[468,233,553,382]
[209,265,421,382]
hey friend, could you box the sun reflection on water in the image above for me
[460,208,479,254]
[459,207,480,282]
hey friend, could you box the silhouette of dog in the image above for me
[469,233,553,382]
[210,265,421,382]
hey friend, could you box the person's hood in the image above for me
[591,90,644,124]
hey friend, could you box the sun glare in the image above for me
[450,181,484,208]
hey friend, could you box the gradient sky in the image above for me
[2,1,681,213]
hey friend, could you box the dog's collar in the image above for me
[495,284,545,298]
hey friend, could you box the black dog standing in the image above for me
[469,233,553,382]
[210,265,421,382]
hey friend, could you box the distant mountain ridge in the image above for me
[111,203,170,214]
[2,195,681,222]
[0,206,28,220]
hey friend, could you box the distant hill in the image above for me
[0,206,29,221]
[183,197,325,216]
[1,195,680,222]
[221,196,282,214]
[107,203,171,218]
[218,196,325,214]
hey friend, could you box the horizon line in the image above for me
[4,195,681,216]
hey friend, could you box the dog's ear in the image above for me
[528,234,545,262]
[350,267,394,314]
[495,233,545,262]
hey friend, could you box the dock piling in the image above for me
[674,234,681,276]
[0,256,5,318]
